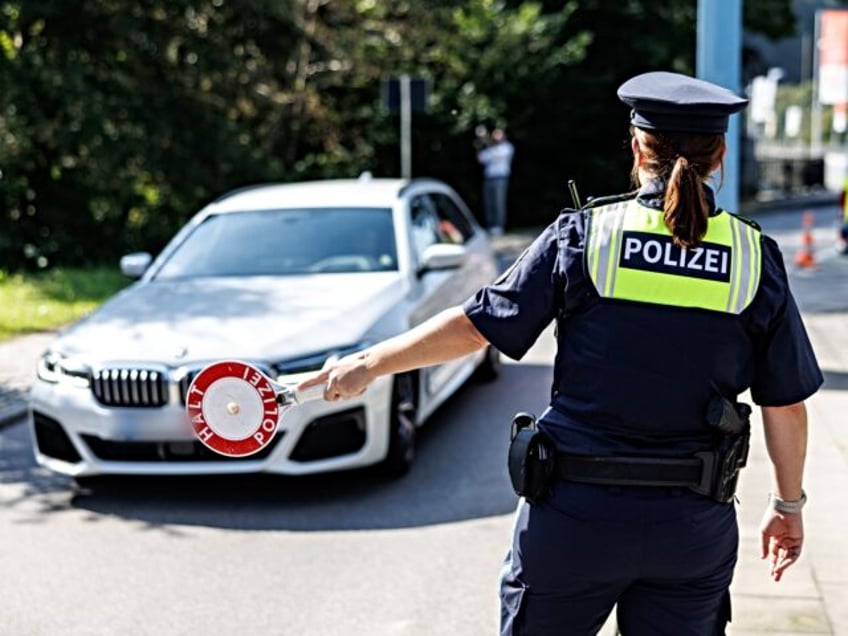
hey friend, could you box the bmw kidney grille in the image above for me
[91,367,169,407]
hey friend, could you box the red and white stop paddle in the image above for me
[185,360,325,457]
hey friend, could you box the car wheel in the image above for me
[378,373,417,478]
[474,344,501,382]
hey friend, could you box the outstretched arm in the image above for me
[759,401,808,582]
[297,306,489,400]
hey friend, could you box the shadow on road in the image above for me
[1,363,553,532]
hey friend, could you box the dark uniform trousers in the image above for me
[500,481,737,635]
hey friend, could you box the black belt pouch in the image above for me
[508,413,555,503]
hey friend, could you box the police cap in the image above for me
[617,71,748,134]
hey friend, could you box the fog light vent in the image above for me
[33,412,82,463]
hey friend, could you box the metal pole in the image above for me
[811,11,822,156]
[400,74,412,179]
[697,0,742,212]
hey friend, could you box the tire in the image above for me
[474,344,501,382]
[378,373,417,478]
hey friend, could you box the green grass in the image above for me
[0,268,131,341]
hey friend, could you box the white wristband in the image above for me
[768,490,807,514]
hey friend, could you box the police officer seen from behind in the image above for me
[299,71,822,635]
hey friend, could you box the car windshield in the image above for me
[154,207,398,279]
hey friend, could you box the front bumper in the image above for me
[29,375,393,477]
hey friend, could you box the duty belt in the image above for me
[557,453,713,492]
[507,404,750,504]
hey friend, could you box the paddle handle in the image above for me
[290,383,326,404]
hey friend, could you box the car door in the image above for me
[429,189,497,291]
[406,190,493,399]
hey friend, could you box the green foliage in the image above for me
[0,0,798,271]
[744,0,796,40]
[0,266,129,339]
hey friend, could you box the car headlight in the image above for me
[270,342,372,383]
[36,352,92,388]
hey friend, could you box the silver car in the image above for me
[30,177,501,479]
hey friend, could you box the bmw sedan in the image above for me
[29,177,501,479]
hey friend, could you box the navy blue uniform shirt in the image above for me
[463,179,823,456]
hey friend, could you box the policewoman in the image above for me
[299,71,822,635]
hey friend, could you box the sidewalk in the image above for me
[1,203,847,634]
[0,332,54,427]
[728,311,848,635]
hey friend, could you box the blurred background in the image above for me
[1,0,847,272]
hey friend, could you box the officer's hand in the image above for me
[296,353,371,402]
[759,509,804,582]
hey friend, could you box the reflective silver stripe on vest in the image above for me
[728,217,745,313]
[726,215,761,313]
[745,219,762,307]
[588,201,628,297]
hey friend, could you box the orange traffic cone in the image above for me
[794,211,816,268]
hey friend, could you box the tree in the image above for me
[0,0,798,270]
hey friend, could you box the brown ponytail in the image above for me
[630,128,726,248]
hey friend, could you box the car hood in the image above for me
[54,274,406,366]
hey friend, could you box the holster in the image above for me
[507,412,555,503]
[691,396,752,503]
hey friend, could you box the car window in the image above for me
[153,207,397,278]
[430,192,475,244]
[409,192,475,265]
[410,196,442,262]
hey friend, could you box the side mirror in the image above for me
[419,243,467,275]
[120,252,152,279]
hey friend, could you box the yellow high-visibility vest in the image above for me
[586,200,762,314]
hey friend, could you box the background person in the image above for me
[300,71,821,635]
[477,127,515,236]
